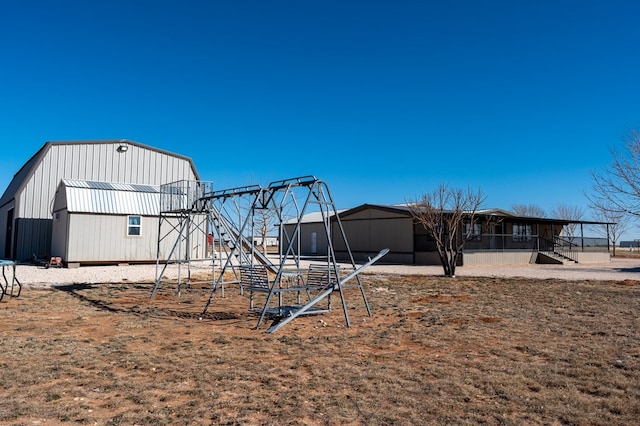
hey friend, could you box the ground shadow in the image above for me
[614,266,640,273]
[53,283,241,321]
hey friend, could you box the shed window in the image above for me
[127,215,141,236]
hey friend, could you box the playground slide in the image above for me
[211,209,278,273]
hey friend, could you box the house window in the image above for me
[513,223,532,242]
[127,215,141,236]
[465,222,482,241]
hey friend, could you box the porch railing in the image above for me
[463,234,610,255]
[539,236,579,263]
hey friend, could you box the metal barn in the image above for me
[0,140,199,262]
[331,205,415,264]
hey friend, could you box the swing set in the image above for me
[152,176,388,332]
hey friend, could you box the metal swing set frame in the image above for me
[152,175,388,333]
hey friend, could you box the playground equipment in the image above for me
[152,176,388,332]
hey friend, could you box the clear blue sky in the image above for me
[1,1,639,225]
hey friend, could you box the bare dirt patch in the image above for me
[0,273,639,425]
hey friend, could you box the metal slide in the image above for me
[210,207,277,273]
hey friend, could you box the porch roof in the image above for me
[338,204,614,227]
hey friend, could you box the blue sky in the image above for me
[1,1,639,227]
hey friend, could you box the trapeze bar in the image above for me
[267,175,318,190]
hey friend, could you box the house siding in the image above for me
[291,204,609,267]
[331,206,414,263]
[334,216,414,263]
[462,251,538,266]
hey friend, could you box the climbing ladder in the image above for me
[152,180,214,297]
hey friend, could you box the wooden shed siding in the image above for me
[63,213,203,263]
[65,214,152,262]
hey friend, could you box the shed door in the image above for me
[4,208,13,259]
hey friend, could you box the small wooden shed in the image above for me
[51,179,206,266]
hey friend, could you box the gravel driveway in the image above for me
[364,257,640,281]
[7,256,639,290]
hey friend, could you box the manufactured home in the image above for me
[0,140,199,262]
[286,204,612,266]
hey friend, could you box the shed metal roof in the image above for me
[61,179,161,215]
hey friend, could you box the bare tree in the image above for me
[409,184,485,277]
[588,129,640,217]
[253,207,277,254]
[589,204,628,257]
[550,203,585,241]
[511,204,546,217]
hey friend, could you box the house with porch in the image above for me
[285,203,612,266]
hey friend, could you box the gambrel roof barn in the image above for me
[0,139,199,262]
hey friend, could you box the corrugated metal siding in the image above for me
[290,222,329,255]
[20,141,198,220]
[10,140,199,261]
[14,217,52,259]
[0,200,15,257]
[63,179,158,193]
[62,180,161,215]
[335,217,413,254]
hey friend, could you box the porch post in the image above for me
[581,223,584,251]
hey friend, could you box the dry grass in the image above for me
[0,273,639,425]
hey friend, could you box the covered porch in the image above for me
[459,216,612,266]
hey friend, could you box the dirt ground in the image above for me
[0,265,639,425]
